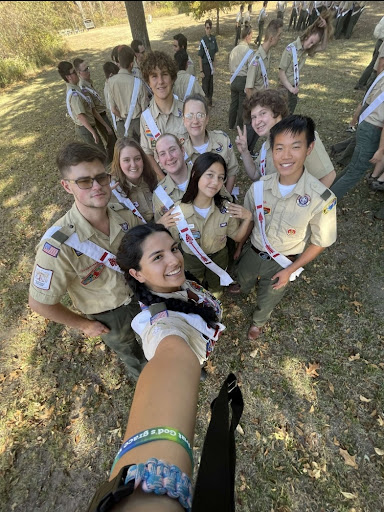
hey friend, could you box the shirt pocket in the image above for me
[276,217,309,244]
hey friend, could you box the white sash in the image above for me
[81,86,102,103]
[110,111,117,131]
[230,49,254,84]
[142,108,162,140]
[352,7,364,16]
[253,182,304,281]
[124,77,141,136]
[153,185,234,286]
[250,53,269,89]
[66,89,92,121]
[111,187,147,223]
[287,43,299,87]
[359,70,384,124]
[42,226,123,273]
[184,75,196,100]
[201,39,214,74]
[259,142,267,176]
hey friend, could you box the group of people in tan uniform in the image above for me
[29,1,382,382]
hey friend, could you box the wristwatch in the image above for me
[87,465,135,512]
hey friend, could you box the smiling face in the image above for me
[130,231,185,293]
[271,130,314,184]
[183,99,208,138]
[197,161,226,199]
[148,66,174,101]
[135,45,146,64]
[302,33,321,51]
[251,105,282,137]
[156,135,185,175]
[119,145,144,184]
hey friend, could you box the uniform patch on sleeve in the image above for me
[120,222,129,232]
[263,207,271,215]
[150,310,169,325]
[220,222,228,227]
[323,197,337,214]
[81,263,105,285]
[42,242,60,258]
[215,143,223,153]
[33,265,53,290]
[72,248,83,257]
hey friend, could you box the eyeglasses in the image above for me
[65,173,111,189]
[80,66,90,72]
[184,112,207,120]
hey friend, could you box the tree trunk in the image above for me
[216,7,220,35]
[124,1,151,50]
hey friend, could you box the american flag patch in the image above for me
[42,242,60,258]
[150,310,169,324]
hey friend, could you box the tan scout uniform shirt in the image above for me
[254,131,333,181]
[173,71,205,102]
[279,37,307,87]
[108,69,147,120]
[66,83,95,127]
[364,75,384,128]
[186,54,195,76]
[245,45,271,91]
[244,170,337,255]
[229,40,254,77]
[170,202,240,255]
[110,178,154,222]
[79,78,106,114]
[153,166,192,221]
[183,130,240,178]
[29,203,142,315]
[140,97,188,157]
[374,41,384,72]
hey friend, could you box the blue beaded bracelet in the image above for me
[126,457,193,511]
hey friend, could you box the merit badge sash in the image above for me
[184,75,196,101]
[124,77,141,136]
[66,89,92,121]
[359,70,384,124]
[250,54,269,88]
[259,141,267,177]
[201,39,214,74]
[253,182,304,281]
[81,86,102,103]
[286,43,299,87]
[42,226,123,273]
[142,108,162,141]
[111,185,147,223]
[153,185,233,286]
[230,49,254,84]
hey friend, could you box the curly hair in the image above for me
[111,137,157,194]
[141,51,178,85]
[116,224,220,327]
[243,89,289,124]
[300,9,335,57]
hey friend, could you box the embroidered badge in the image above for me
[219,205,228,214]
[220,222,227,227]
[179,137,185,145]
[287,228,296,236]
[263,207,271,215]
[133,202,139,208]
[215,143,223,153]
[33,265,53,290]
[252,59,259,67]
[192,230,201,239]
[145,128,153,138]
[72,248,83,257]
[120,222,129,232]
[160,205,169,215]
[178,108,182,117]
[42,242,60,258]
[81,263,105,285]
[228,141,232,149]
[150,310,169,325]
[323,197,337,214]
[296,194,311,207]
[151,139,156,148]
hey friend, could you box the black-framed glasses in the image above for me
[65,173,111,189]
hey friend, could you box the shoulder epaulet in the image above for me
[212,129,225,137]
[309,178,331,200]
[43,225,75,245]
[109,202,128,212]
[320,189,332,201]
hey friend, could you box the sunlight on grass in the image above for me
[281,357,315,400]
[9,134,38,148]
[0,176,14,195]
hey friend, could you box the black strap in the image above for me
[192,373,244,512]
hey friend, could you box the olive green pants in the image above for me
[87,302,146,381]
[116,118,140,142]
[183,246,228,299]
[235,245,288,327]
[75,124,106,152]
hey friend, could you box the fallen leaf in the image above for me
[306,362,320,377]
[250,349,258,358]
[309,405,315,414]
[374,447,384,456]
[236,424,244,435]
[339,448,358,469]
[378,417,384,427]
[348,354,360,361]
[341,492,357,500]
[350,301,362,307]
[329,382,335,394]
[359,395,372,403]
[334,437,340,446]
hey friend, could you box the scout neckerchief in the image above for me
[359,69,384,124]
[253,181,304,281]
[249,53,269,88]
[230,49,254,84]
[153,185,234,286]
[184,75,196,101]
[286,43,299,87]
[66,88,92,121]
[42,226,123,273]
[259,141,267,176]
[201,38,214,74]
[142,108,161,141]
[124,77,141,136]
[110,185,147,223]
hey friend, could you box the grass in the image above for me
[0,3,384,512]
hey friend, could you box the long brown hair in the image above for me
[300,9,334,57]
[111,137,157,195]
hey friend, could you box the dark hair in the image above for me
[111,137,157,194]
[248,3,252,10]
[269,115,316,149]
[131,39,144,53]
[56,142,107,178]
[205,19,212,28]
[243,89,289,124]
[300,9,334,57]
[174,49,189,71]
[116,224,220,326]
[182,153,227,209]
[141,51,178,85]
[111,45,123,64]
[73,57,84,71]
[173,33,188,50]
[57,61,74,82]
[103,61,119,79]
[183,93,209,114]
[265,18,283,40]
[240,4,244,11]
[241,25,253,39]
[118,45,135,69]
